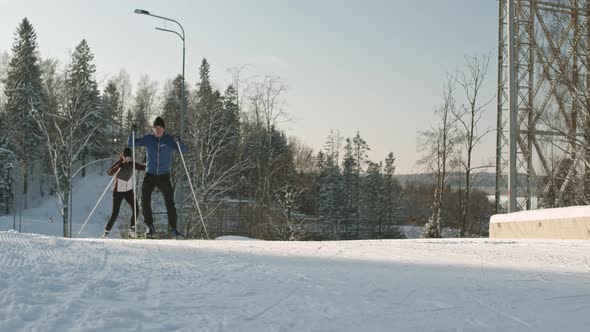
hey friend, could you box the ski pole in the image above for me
[78,168,120,236]
[176,141,209,239]
[132,130,137,232]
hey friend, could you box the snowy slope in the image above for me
[0,174,117,237]
[1,231,589,332]
[0,172,166,238]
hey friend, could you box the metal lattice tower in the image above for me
[497,0,590,212]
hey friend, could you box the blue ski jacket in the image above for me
[127,132,188,175]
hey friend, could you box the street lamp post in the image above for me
[134,8,186,229]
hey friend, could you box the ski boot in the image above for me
[145,224,156,239]
[171,228,184,240]
[128,227,137,239]
[100,230,110,239]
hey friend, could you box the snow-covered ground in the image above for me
[1,231,589,331]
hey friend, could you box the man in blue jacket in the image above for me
[128,116,188,238]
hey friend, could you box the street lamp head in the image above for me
[134,9,150,15]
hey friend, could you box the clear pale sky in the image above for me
[0,0,499,174]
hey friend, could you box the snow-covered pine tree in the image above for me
[362,161,384,238]
[383,152,404,237]
[66,39,104,172]
[3,18,46,204]
[317,131,346,239]
[162,74,188,132]
[101,81,121,155]
[317,150,343,239]
[341,138,356,237]
[0,109,16,214]
[352,131,370,234]
[222,85,240,176]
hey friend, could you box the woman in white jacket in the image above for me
[101,148,146,238]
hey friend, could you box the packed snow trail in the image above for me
[0,231,589,332]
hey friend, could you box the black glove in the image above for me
[131,124,137,132]
[174,134,182,143]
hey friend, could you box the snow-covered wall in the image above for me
[490,205,590,223]
[490,206,590,240]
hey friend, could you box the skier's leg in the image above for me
[105,192,124,232]
[157,174,178,230]
[123,191,138,229]
[141,174,156,229]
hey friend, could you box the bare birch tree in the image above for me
[452,54,495,236]
[418,77,459,238]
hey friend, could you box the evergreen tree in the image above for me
[351,132,370,232]
[220,85,240,197]
[352,131,370,176]
[0,114,15,215]
[162,74,188,133]
[191,58,215,133]
[341,138,357,237]
[196,59,214,109]
[317,150,344,239]
[223,85,240,154]
[66,39,103,171]
[211,89,225,140]
[383,152,403,234]
[193,59,224,140]
[101,81,120,154]
[362,162,384,237]
[3,18,46,198]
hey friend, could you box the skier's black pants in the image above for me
[105,190,138,231]
[141,173,178,230]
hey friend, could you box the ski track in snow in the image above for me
[1,232,590,331]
